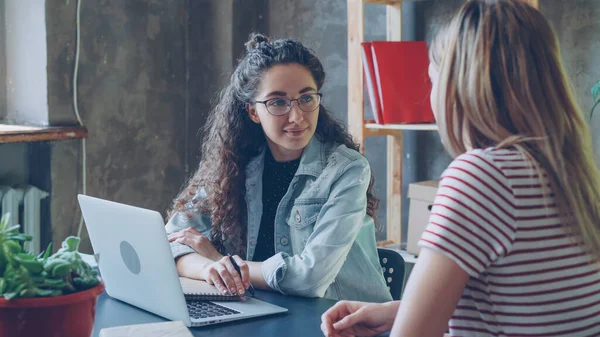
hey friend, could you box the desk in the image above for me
[93,290,337,337]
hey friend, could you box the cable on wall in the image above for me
[73,0,87,238]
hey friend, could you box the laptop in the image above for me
[77,194,288,327]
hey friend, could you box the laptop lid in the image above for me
[78,195,288,327]
[78,194,192,327]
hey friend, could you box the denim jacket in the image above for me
[165,137,392,302]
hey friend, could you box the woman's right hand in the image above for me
[200,255,250,296]
[321,300,399,337]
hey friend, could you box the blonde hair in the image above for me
[429,0,600,257]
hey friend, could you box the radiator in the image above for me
[0,185,49,253]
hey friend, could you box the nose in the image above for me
[288,102,304,124]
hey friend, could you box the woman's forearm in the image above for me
[245,261,270,290]
[175,253,214,280]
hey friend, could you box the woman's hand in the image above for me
[168,227,223,261]
[202,255,250,296]
[321,301,399,337]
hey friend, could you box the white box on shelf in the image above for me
[407,180,439,255]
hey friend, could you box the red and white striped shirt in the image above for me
[419,148,600,337]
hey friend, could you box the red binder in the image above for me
[369,41,434,124]
[361,42,384,124]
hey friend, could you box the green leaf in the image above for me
[0,213,11,232]
[592,80,600,103]
[6,233,32,242]
[15,253,34,261]
[591,100,600,120]
[590,81,600,120]
[4,292,17,300]
[35,288,59,297]
[38,242,53,260]
[3,225,20,233]
[63,236,80,252]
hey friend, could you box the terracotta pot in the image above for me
[0,283,104,337]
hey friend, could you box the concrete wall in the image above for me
[45,0,268,252]
[46,0,190,251]
[268,0,600,242]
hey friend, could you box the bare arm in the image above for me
[175,253,215,280]
[245,261,270,290]
[390,248,469,337]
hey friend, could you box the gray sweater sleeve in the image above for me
[164,190,213,259]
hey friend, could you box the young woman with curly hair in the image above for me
[165,33,391,303]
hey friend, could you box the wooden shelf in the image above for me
[364,0,402,4]
[0,124,88,143]
[366,122,438,131]
[365,122,438,137]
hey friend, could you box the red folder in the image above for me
[370,41,434,124]
[361,42,384,124]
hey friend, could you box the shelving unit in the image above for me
[0,124,87,143]
[347,0,539,247]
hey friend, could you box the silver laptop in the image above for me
[77,194,287,327]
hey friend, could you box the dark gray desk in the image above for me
[93,290,338,336]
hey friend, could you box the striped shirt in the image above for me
[419,148,600,337]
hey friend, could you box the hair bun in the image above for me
[245,33,269,52]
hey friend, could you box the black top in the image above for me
[252,150,300,262]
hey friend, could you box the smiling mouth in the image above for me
[284,128,308,136]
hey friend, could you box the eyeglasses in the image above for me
[252,93,322,116]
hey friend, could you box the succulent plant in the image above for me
[0,213,100,300]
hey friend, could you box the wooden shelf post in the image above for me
[386,1,403,245]
[347,0,365,152]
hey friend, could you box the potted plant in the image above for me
[0,213,103,337]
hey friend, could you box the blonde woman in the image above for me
[321,0,600,336]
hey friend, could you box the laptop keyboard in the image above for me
[187,301,240,319]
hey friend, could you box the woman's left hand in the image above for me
[168,227,223,261]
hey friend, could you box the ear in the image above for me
[246,103,261,124]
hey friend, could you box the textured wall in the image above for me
[45,0,268,252]
[46,0,189,252]
[268,0,600,242]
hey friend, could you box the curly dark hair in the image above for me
[169,33,379,257]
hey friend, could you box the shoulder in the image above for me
[321,141,368,169]
[319,142,370,187]
[440,148,518,208]
[443,148,517,183]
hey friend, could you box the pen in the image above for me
[228,254,256,297]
